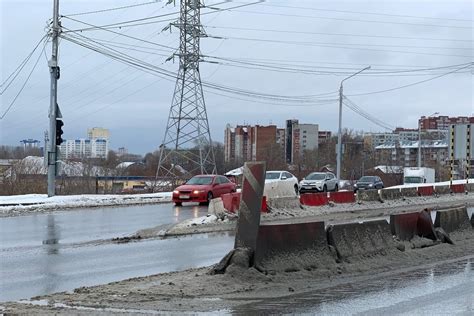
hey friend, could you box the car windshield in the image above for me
[265,172,281,180]
[186,176,214,185]
[404,176,423,184]
[359,176,375,182]
[306,173,326,180]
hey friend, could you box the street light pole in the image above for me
[337,66,371,180]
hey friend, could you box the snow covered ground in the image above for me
[389,178,473,189]
[0,178,472,218]
[0,192,172,217]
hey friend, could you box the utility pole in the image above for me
[156,0,216,186]
[47,0,61,197]
[336,66,370,180]
[417,119,421,167]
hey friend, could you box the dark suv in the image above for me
[354,176,384,192]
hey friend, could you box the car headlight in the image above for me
[368,184,373,187]
[193,190,205,194]
[173,190,179,194]
[354,183,358,187]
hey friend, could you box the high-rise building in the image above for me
[87,127,110,140]
[59,128,109,159]
[285,119,319,164]
[224,124,281,163]
[419,115,474,131]
[375,140,448,168]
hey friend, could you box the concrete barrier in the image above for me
[221,192,241,213]
[380,188,402,200]
[466,183,474,193]
[356,189,381,202]
[208,198,227,217]
[390,210,436,241]
[327,219,395,261]
[328,191,356,204]
[450,184,465,194]
[434,185,450,195]
[434,206,471,233]
[254,221,333,271]
[221,192,268,213]
[266,196,301,210]
[400,187,418,198]
[300,192,328,206]
[417,186,434,196]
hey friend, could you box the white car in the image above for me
[264,171,299,198]
[299,172,339,193]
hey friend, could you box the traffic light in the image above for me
[56,119,64,146]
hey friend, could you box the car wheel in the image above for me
[323,185,327,192]
[334,184,338,192]
[175,202,182,206]
[206,192,213,204]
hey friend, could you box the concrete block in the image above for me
[328,191,356,204]
[434,185,451,195]
[266,196,301,210]
[356,189,381,202]
[254,221,333,271]
[390,211,436,241]
[417,186,434,196]
[300,192,328,206]
[400,187,418,198]
[208,198,226,216]
[221,192,241,213]
[327,219,395,261]
[450,184,466,194]
[380,188,402,200]
[466,183,474,193]
[434,206,471,233]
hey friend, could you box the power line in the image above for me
[258,3,473,23]
[346,63,473,96]
[203,57,473,76]
[60,32,341,103]
[61,1,263,32]
[210,35,472,58]
[1,38,48,119]
[204,25,472,43]
[61,18,176,51]
[62,1,161,17]
[1,35,48,94]
[214,34,473,51]
[233,9,472,29]
[343,97,394,131]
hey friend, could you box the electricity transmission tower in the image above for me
[156,0,216,184]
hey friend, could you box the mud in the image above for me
[162,194,474,237]
[2,228,473,314]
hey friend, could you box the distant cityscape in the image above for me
[224,115,473,172]
[6,114,474,180]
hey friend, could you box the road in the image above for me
[234,257,474,314]
[0,203,234,302]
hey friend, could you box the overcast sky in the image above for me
[1,0,472,154]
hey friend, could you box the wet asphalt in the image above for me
[0,203,234,302]
[1,203,473,314]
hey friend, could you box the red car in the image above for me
[172,175,237,206]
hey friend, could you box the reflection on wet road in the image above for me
[234,258,474,315]
[0,203,234,302]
